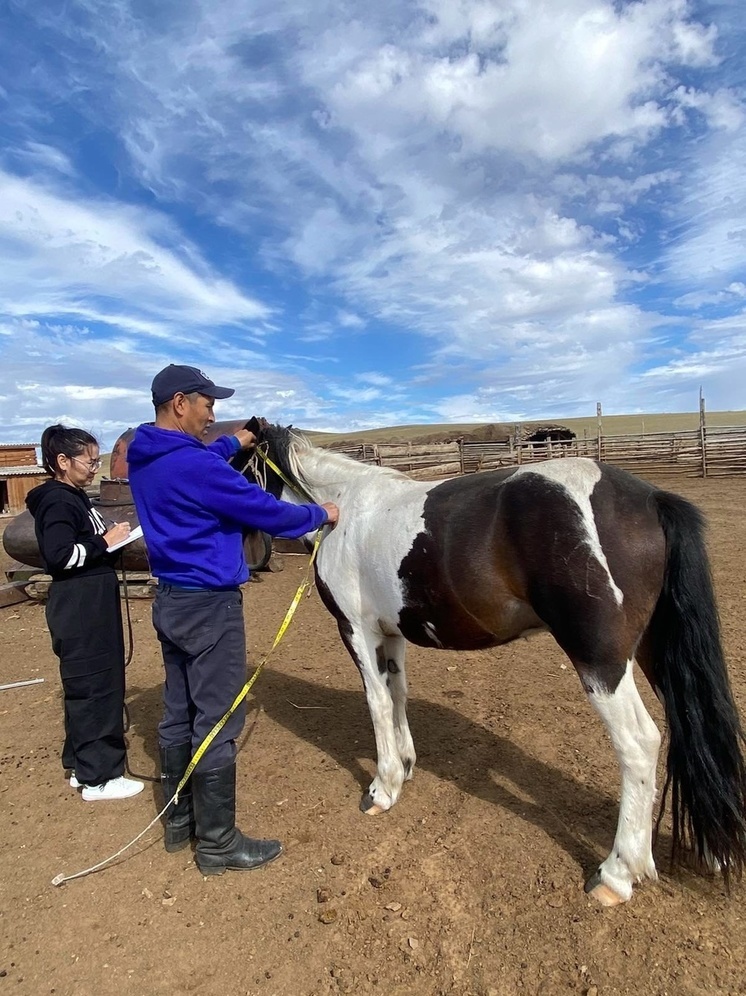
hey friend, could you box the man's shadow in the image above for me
[126,668,675,878]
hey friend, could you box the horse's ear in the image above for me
[244,416,262,436]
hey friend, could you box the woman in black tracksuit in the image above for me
[26,424,143,802]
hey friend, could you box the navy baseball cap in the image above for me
[151,364,235,406]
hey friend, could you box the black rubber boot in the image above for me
[192,763,282,875]
[159,743,195,853]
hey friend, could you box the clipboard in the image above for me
[107,524,144,553]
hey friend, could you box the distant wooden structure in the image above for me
[0,444,46,514]
[520,423,576,444]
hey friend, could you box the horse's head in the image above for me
[229,416,264,480]
[237,417,308,501]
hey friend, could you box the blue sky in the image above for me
[1,0,744,448]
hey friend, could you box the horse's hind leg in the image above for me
[578,657,661,906]
[382,635,416,782]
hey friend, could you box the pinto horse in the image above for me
[249,420,746,906]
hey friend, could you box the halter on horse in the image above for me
[250,419,746,906]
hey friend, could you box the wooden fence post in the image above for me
[699,389,708,478]
[596,403,603,461]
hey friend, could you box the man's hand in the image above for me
[234,429,257,450]
[321,501,340,526]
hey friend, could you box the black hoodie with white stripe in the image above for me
[26,479,114,581]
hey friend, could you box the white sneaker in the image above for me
[69,771,81,789]
[81,776,144,802]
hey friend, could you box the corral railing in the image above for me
[330,423,746,480]
[333,441,463,479]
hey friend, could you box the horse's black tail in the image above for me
[650,491,746,885]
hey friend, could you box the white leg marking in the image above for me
[587,659,661,902]
[383,636,416,782]
[349,627,406,812]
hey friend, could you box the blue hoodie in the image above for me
[127,424,328,588]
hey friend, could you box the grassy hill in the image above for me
[305,410,746,447]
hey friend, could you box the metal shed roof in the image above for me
[0,466,47,478]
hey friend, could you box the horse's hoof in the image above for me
[360,792,385,815]
[584,869,626,907]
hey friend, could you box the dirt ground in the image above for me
[2,474,746,996]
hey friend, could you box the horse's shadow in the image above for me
[126,669,674,878]
[258,669,676,876]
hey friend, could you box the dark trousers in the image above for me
[152,586,247,769]
[46,571,126,786]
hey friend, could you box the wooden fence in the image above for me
[332,423,746,481]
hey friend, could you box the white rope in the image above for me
[51,796,175,886]
[246,446,268,491]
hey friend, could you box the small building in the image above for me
[522,424,576,445]
[0,444,47,514]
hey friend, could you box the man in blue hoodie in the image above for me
[128,364,338,875]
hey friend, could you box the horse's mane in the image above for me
[261,422,406,493]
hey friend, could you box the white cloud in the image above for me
[0,170,270,332]
[356,372,394,387]
[0,316,344,448]
[660,126,746,284]
[336,309,366,329]
[671,86,744,132]
[318,0,717,160]
[13,142,76,176]
[1,0,745,439]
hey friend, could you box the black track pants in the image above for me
[46,571,126,786]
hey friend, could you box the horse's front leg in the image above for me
[338,622,407,815]
[381,635,416,782]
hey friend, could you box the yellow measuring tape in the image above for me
[52,448,324,886]
[172,525,322,799]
